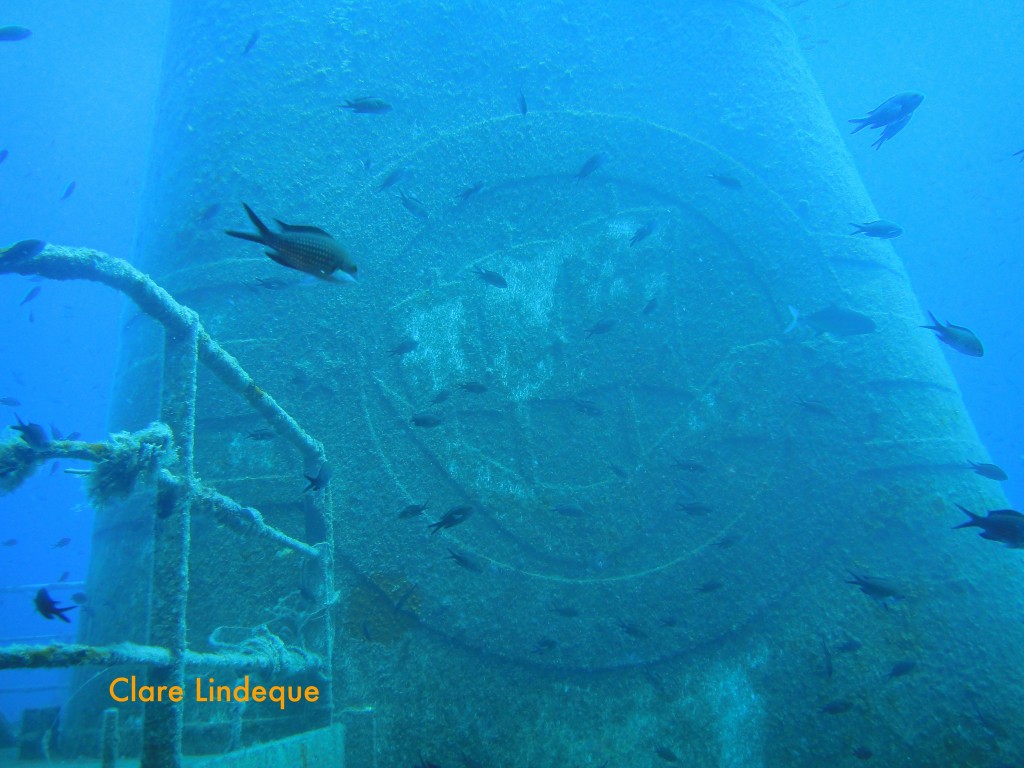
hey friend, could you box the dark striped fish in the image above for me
[226,203,357,283]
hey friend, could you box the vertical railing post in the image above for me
[141,323,199,768]
[302,484,335,726]
[100,707,119,768]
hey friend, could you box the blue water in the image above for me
[0,0,1021,758]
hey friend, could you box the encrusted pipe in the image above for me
[0,641,323,675]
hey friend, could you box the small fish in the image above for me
[920,311,983,357]
[641,296,658,315]
[0,397,21,407]
[50,424,63,440]
[225,203,358,283]
[375,167,408,192]
[19,286,41,306]
[12,414,50,448]
[820,699,853,715]
[252,276,290,290]
[553,605,579,618]
[953,504,1024,547]
[672,458,708,472]
[708,172,742,189]
[399,502,428,519]
[835,638,862,653]
[387,338,419,357]
[459,382,487,394]
[66,431,82,440]
[696,580,723,593]
[246,428,276,441]
[677,501,712,516]
[850,220,903,238]
[618,620,648,639]
[532,638,557,654]
[575,153,607,183]
[795,397,835,417]
[885,659,916,680]
[0,26,32,42]
[608,463,628,479]
[242,30,259,55]
[430,390,451,405]
[849,92,924,134]
[58,571,70,582]
[786,304,876,337]
[70,592,88,605]
[399,188,429,220]
[1015,148,1024,162]
[517,90,527,115]
[968,461,1008,481]
[714,533,741,548]
[473,265,508,288]
[846,571,903,602]
[34,588,75,623]
[0,239,46,260]
[571,398,602,416]
[585,318,618,338]
[428,505,473,534]
[655,746,679,763]
[198,203,221,222]
[457,181,485,204]
[303,462,331,492]
[2,539,16,546]
[0,149,7,164]
[341,97,392,114]
[59,181,77,201]
[448,548,484,573]
[411,413,443,428]
[852,746,873,760]
[551,504,585,518]
[630,220,658,247]
[821,635,833,678]
[52,537,71,549]
[49,461,60,475]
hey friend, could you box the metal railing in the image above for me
[0,240,336,768]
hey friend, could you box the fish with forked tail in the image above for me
[953,504,1024,547]
[303,463,332,492]
[920,311,983,357]
[968,461,1007,481]
[341,97,392,114]
[849,92,923,149]
[429,506,473,534]
[34,588,75,622]
[226,204,357,283]
[850,220,903,238]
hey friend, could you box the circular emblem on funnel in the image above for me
[340,113,823,669]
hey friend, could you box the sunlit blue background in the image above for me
[0,0,1020,723]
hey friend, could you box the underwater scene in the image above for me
[0,0,1022,766]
